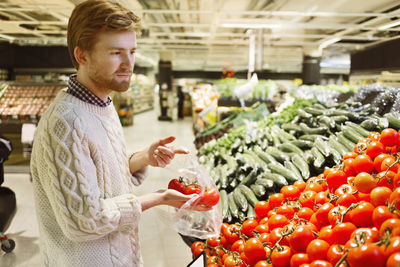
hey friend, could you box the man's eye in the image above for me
[111,51,120,55]
[130,51,136,55]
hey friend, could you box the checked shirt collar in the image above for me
[66,74,112,107]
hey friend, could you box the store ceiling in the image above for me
[0,0,399,73]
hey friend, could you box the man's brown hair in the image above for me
[67,0,140,69]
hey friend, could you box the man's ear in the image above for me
[74,46,88,66]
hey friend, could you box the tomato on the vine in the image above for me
[183,184,202,195]
[375,170,396,190]
[346,243,386,267]
[297,207,314,221]
[168,178,185,192]
[243,237,266,263]
[318,225,334,245]
[327,244,345,265]
[368,131,381,141]
[241,218,259,237]
[350,201,374,227]
[276,205,295,220]
[373,153,394,172]
[268,214,290,231]
[281,185,300,200]
[269,193,285,209]
[380,156,400,173]
[299,191,317,209]
[290,253,310,267]
[336,193,358,208]
[370,186,392,206]
[306,239,330,262]
[270,245,292,267]
[353,154,374,174]
[200,187,219,208]
[343,152,358,160]
[289,225,317,252]
[315,202,335,226]
[386,252,400,267]
[331,222,357,245]
[372,205,399,229]
[365,141,385,159]
[380,128,399,147]
[389,187,400,210]
[342,158,356,177]
[254,201,270,219]
[354,172,376,194]
[381,236,400,259]
[379,218,400,237]
[326,169,347,192]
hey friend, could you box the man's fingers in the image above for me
[173,147,190,154]
[159,136,175,146]
[158,146,174,157]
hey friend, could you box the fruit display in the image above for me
[192,127,400,267]
[0,83,64,122]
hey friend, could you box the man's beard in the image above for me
[89,68,132,93]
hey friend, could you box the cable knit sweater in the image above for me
[31,90,146,267]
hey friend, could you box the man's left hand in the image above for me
[147,136,189,167]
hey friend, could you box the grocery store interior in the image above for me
[1,0,400,266]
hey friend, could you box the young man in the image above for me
[31,1,194,266]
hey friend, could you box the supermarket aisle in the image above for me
[1,109,196,267]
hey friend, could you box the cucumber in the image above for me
[315,137,331,157]
[304,107,325,116]
[318,115,336,129]
[233,188,248,212]
[220,190,229,219]
[239,168,258,187]
[385,112,400,130]
[304,150,314,163]
[360,118,379,131]
[239,184,259,207]
[298,109,313,119]
[299,123,329,135]
[267,162,300,183]
[228,192,239,218]
[263,172,288,188]
[336,132,356,152]
[276,127,296,141]
[266,146,291,163]
[281,123,303,133]
[290,140,313,149]
[345,121,370,137]
[299,134,329,142]
[291,154,309,180]
[328,135,348,156]
[278,143,305,156]
[311,147,325,168]
[330,115,348,124]
[238,210,247,222]
[247,204,256,219]
[255,177,275,190]
[225,206,232,222]
[331,109,359,120]
[270,127,281,146]
[330,146,343,165]
[229,177,239,189]
[284,160,303,181]
[243,151,269,169]
[264,130,274,143]
[250,184,266,198]
[219,166,229,189]
[342,126,364,143]
[254,146,278,164]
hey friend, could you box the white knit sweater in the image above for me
[31,90,146,267]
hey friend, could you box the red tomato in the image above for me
[365,141,385,159]
[294,180,307,192]
[231,239,245,253]
[350,227,379,243]
[328,206,348,227]
[223,255,245,267]
[254,201,270,219]
[354,172,376,194]
[191,241,204,255]
[381,157,400,173]
[331,222,357,245]
[306,239,330,261]
[297,207,314,221]
[268,214,289,231]
[381,237,400,259]
[281,185,300,200]
[254,260,273,267]
[269,193,285,209]
[353,154,374,174]
[379,218,400,237]
[389,187,400,210]
[276,205,295,220]
[373,153,394,172]
[326,244,345,265]
[289,225,317,252]
[370,186,392,206]
[309,260,333,267]
[336,193,358,208]
[343,152,358,160]
[200,187,219,207]
[223,224,240,244]
[326,169,347,192]
[315,203,335,227]
[243,237,266,263]
[346,244,385,267]
[335,184,357,196]
[254,223,269,234]
[318,225,334,245]
[241,219,259,237]
[380,128,399,147]
[183,184,202,195]
[342,158,357,177]
[206,237,221,248]
[372,205,399,229]
[386,252,400,267]
[375,170,396,189]
[305,182,324,193]
[269,227,289,246]
[270,245,292,267]
[368,131,381,141]
[168,178,185,192]
[314,191,330,207]
[350,201,374,227]
[299,191,317,209]
[290,253,310,267]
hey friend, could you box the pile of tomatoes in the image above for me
[168,177,220,209]
[191,128,400,267]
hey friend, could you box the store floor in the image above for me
[1,109,196,267]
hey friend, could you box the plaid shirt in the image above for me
[66,74,112,107]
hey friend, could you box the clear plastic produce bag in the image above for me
[160,155,223,239]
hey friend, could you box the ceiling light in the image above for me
[0,34,15,40]
[378,20,400,30]
[319,37,341,49]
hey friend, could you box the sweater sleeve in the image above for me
[33,115,142,242]
[128,153,148,186]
